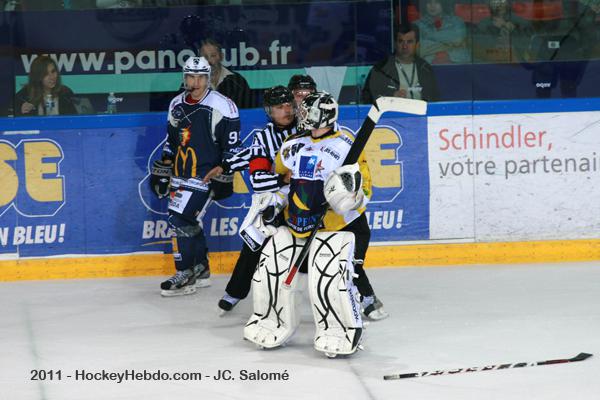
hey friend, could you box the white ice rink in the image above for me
[1,262,599,400]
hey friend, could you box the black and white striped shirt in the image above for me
[223,122,296,193]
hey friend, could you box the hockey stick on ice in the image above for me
[283,97,427,287]
[383,352,593,380]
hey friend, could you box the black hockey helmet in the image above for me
[263,85,294,119]
[263,85,294,107]
[287,74,317,92]
[297,91,338,130]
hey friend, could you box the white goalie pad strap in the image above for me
[244,227,306,348]
[308,231,363,356]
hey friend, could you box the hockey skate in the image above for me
[193,263,211,288]
[160,269,197,297]
[362,296,389,320]
[218,294,240,316]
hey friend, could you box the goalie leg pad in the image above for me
[244,227,306,349]
[308,231,363,357]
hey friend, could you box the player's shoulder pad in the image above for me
[167,92,185,114]
[339,130,355,146]
[284,130,310,143]
[205,90,239,118]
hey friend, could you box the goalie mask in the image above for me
[182,56,210,88]
[263,85,294,116]
[297,92,338,131]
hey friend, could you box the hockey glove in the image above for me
[210,172,234,200]
[324,163,365,214]
[150,160,172,199]
[239,191,287,251]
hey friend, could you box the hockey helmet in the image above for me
[288,74,317,92]
[263,85,294,116]
[297,92,338,130]
[182,56,210,78]
[264,85,294,107]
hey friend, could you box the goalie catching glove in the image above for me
[324,164,365,214]
[150,160,172,199]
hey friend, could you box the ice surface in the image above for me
[1,262,599,400]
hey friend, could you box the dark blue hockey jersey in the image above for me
[162,89,241,180]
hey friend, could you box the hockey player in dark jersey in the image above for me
[203,85,296,312]
[150,56,241,297]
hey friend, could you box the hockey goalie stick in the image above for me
[283,97,427,287]
[383,352,593,380]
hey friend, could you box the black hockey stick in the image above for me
[383,352,593,380]
[283,97,427,287]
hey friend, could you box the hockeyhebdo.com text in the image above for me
[21,40,292,75]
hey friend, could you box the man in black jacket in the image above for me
[362,24,439,103]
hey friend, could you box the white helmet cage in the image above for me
[297,92,338,130]
[182,56,211,89]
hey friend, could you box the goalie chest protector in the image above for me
[276,130,354,236]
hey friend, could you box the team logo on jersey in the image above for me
[299,155,318,178]
[175,146,198,177]
[179,127,192,146]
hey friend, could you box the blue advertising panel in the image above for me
[0,105,429,258]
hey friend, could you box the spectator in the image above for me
[199,38,254,108]
[474,0,531,63]
[361,24,439,104]
[414,0,470,64]
[15,55,77,116]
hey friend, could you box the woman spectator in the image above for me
[15,55,77,116]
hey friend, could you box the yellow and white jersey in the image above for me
[275,129,372,237]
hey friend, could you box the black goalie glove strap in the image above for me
[211,172,234,200]
[150,160,172,199]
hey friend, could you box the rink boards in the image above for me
[1,99,600,280]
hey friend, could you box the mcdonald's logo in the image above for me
[174,146,198,177]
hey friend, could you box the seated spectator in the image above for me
[15,55,77,116]
[361,24,439,104]
[199,38,254,108]
[474,0,531,63]
[414,0,470,64]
